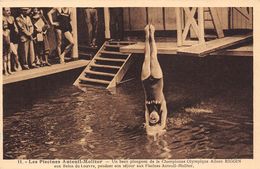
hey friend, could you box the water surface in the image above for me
[3,56,253,159]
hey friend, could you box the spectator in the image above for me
[84,8,98,48]
[48,7,74,64]
[2,17,12,75]
[31,8,51,67]
[16,8,38,69]
[3,7,22,72]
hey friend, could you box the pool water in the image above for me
[3,56,253,159]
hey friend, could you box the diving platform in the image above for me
[210,45,253,57]
[120,42,184,54]
[177,33,253,57]
[3,60,90,85]
[120,34,253,57]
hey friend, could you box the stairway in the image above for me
[74,40,135,89]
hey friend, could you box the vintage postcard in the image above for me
[0,0,258,169]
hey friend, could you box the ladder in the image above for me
[182,7,225,45]
[74,40,135,89]
[204,7,225,39]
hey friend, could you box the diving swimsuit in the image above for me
[7,17,19,44]
[142,76,163,101]
[57,8,72,33]
[3,19,10,56]
[142,76,164,126]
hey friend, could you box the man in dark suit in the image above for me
[16,8,38,69]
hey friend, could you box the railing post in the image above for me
[176,7,182,47]
[71,7,78,58]
[198,7,205,44]
[104,7,111,39]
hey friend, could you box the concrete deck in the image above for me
[3,60,90,85]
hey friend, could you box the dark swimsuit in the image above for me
[3,20,10,56]
[57,8,72,33]
[142,76,164,126]
[7,18,19,44]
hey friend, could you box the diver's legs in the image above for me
[150,24,163,79]
[141,24,151,81]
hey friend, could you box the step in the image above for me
[104,44,123,52]
[85,70,115,77]
[108,40,135,44]
[100,50,129,56]
[108,43,134,46]
[78,51,89,55]
[95,57,126,62]
[204,34,218,40]
[79,77,110,85]
[78,51,93,59]
[78,45,98,50]
[90,64,121,69]
[105,44,125,48]
[85,71,114,81]
[78,51,93,56]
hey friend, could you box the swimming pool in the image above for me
[3,56,253,159]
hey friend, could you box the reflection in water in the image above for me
[3,56,253,159]
[145,134,172,159]
[144,123,166,139]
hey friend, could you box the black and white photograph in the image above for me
[1,3,256,168]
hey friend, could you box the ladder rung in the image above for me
[80,77,110,85]
[204,34,218,38]
[108,40,135,44]
[105,44,125,48]
[91,64,121,69]
[85,70,115,77]
[78,51,92,56]
[78,45,98,50]
[100,51,129,56]
[95,57,126,62]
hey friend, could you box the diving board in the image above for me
[3,60,90,85]
[120,42,189,54]
[177,33,253,57]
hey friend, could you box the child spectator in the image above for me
[2,17,12,75]
[31,8,51,66]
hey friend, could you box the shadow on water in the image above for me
[3,55,253,159]
[3,68,84,116]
